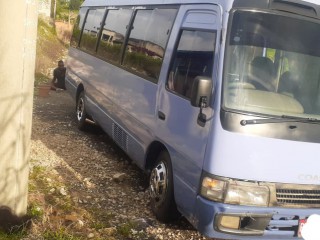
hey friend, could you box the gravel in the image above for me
[29,90,211,240]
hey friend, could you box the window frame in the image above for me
[166,28,217,100]
[71,7,89,48]
[96,7,135,67]
[79,7,107,54]
[71,4,179,84]
[121,6,179,83]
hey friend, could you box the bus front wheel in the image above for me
[149,151,180,222]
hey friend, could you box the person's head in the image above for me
[58,60,64,69]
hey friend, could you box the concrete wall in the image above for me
[0,1,38,215]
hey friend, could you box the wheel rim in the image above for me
[77,97,84,121]
[150,161,167,206]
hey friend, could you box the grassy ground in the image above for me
[35,16,69,87]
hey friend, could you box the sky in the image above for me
[301,0,319,4]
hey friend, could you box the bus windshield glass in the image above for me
[223,10,320,119]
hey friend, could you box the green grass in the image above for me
[0,231,27,240]
[36,16,67,78]
[117,221,137,238]
[34,72,51,86]
[43,228,83,240]
[38,17,57,41]
[27,203,44,219]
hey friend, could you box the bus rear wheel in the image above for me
[149,151,180,222]
[76,91,88,130]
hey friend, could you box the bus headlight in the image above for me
[225,184,269,206]
[200,177,227,202]
[200,174,270,207]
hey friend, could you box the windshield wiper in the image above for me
[240,115,320,126]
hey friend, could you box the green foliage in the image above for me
[79,33,98,52]
[0,231,27,240]
[27,203,44,219]
[124,51,162,79]
[38,17,56,39]
[34,72,51,86]
[54,0,84,21]
[56,0,69,21]
[69,0,82,11]
[98,42,122,63]
[117,222,135,237]
[43,228,83,240]
[35,16,66,75]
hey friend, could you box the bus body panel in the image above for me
[155,3,222,219]
[66,50,156,168]
[206,118,320,185]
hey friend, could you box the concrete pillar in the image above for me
[0,1,38,215]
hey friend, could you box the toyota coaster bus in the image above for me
[66,0,320,238]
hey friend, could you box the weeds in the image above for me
[117,221,137,237]
[34,72,51,86]
[0,230,27,240]
[27,203,44,219]
[43,228,83,240]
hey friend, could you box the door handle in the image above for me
[158,111,166,120]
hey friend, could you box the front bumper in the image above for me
[194,196,320,239]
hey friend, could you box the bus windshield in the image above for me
[223,10,320,119]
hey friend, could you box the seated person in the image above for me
[51,60,66,90]
[247,56,276,91]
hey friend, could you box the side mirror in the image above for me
[190,76,213,127]
[190,76,213,108]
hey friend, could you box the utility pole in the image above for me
[54,0,57,20]
[0,0,38,215]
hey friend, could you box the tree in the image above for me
[69,0,82,11]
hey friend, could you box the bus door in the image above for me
[156,4,221,218]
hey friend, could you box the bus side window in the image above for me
[168,30,216,99]
[97,8,133,64]
[70,7,88,48]
[80,8,105,53]
[123,8,177,83]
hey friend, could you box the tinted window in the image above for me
[168,30,216,98]
[70,7,88,47]
[97,8,133,64]
[123,8,177,82]
[80,8,105,53]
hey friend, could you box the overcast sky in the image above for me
[301,0,319,4]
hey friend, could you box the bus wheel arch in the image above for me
[146,142,181,222]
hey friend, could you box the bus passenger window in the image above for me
[97,9,133,64]
[80,8,105,53]
[123,8,177,82]
[70,7,88,48]
[168,30,216,99]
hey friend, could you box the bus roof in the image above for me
[81,0,320,19]
[82,0,320,7]
[81,0,231,9]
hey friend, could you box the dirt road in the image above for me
[29,90,209,239]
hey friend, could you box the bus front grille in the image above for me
[276,189,320,205]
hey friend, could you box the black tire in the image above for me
[149,151,180,222]
[76,91,88,130]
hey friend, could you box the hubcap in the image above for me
[150,161,167,206]
[77,97,84,121]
